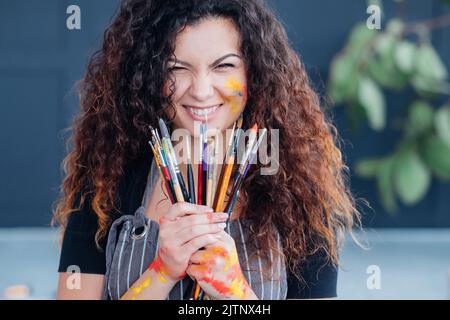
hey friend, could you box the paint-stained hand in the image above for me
[186,230,255,300]
[150,203,228,283]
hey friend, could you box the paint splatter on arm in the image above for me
[120,254,183,300]
[187,245,258,300]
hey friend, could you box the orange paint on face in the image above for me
[224,77,246,114]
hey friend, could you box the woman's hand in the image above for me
[152,203,229,283]
[186,230,257,300]
[122,203,229,300]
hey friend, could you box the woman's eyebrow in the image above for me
[209,53,242,67]
[168,53,242,68]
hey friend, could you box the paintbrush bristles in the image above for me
[237,113,243,129]
[224,122,237,160]
[159,118,170,139]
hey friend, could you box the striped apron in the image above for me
[102,159,288,300]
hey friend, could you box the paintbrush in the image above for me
[230,121,258,192]
[149,126,176,202]
[213,121,252,213]
[148,140,175,204]
[212,122,236,212]
[224,128,267,219]
[154,139,177,202]
[207,138,215,207]
[202,123,208,205]
[185,135,196,204]
[194,122,210,301]
[197,122,203,205]
[163,145,185,202]
[211,130,220,205]
[159,118,189,202]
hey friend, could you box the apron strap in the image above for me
[135,156,159,216]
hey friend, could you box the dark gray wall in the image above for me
[0,0,449,227]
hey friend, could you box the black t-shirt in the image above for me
[57,151,338,299]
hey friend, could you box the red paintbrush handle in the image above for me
[197,163,203,205]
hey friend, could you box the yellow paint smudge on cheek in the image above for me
[225,77,243,92]
[224,77,246,115]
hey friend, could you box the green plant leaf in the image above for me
[422,135,450,179]
[435,106,450,146]
[406,100,434,136]
[375,33,396,56]
[347,23,378,52]
[328,52,359,104]
[358,77,386,130]
[368,34,409,89]
[376,157,397,212]
[386,19,405,36]
[356,159,380,178]
[394,41,416,74]
[393,147,431,205]
[410,76,445,96]
[415,44,448,82]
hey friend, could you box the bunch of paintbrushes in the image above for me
[148,119,191,204]
[148,115,266,300]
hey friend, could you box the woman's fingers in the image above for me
[182,233,222,256]
[164,203,213,220]
[171,212,228,230]
[186,264,207,280]
[175,223,226,245]
[189,250,207,264]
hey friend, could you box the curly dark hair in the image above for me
[53,0,360,281]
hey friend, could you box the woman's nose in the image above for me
[189,74,215,101]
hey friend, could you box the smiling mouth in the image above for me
[183,104,223,117]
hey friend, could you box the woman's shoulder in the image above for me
[65,153,150,232]
[57,152,152,274]
[286,246,339,299]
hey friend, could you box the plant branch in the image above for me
[403,14,450,34]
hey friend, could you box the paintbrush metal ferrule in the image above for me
[158,118,170,139]
[224,122,236,161]
[238,124,258,171]
[185,135,196,204]
[166,152,185,202]
[240,127,266,173]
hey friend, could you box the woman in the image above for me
[54,0,359,300]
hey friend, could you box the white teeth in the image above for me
[188,105,220,117]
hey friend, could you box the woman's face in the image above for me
[164,17,247,137]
